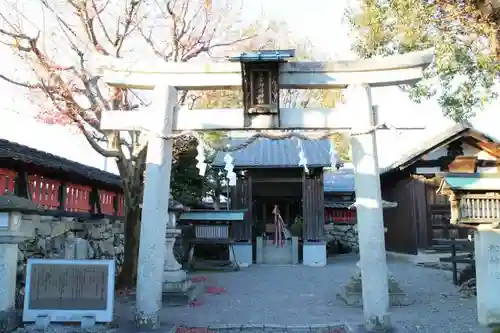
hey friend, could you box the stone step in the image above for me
[162,281,205,307]
[175,324,349,333]
[12,324,352,333]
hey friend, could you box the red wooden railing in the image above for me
[325,208,356,224]
[0,168,125,216]
[0,168,16,194]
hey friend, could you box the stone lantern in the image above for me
[0,195,42,332]
[162,197,193,306]
[229,49,295,129]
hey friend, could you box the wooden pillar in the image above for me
[285,201,290,226]
[232,174,253,241]
[449,192,460,225]
[302,168,324,241]
[13,172,30,199]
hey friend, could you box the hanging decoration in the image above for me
[272,205,285,248]
[195,140,207,176]
[329,137,339,170]
[297,138,309,174]
[224,153,237,186]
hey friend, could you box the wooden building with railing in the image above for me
[0,138,125,218]
[381,123,500,254]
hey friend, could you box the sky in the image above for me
[0,0,499,174]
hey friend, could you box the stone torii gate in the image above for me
[96,49,433,331]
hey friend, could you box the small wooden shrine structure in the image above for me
[177,209,248,271]
[437,173,500,226]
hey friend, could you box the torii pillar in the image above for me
[135,85,177,329]
[350,83,391,331]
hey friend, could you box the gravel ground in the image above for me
[14,254,490,333]
[112,254,489,333]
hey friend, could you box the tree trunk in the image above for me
[117,203,141,288]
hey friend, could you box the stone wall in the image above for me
[324,223,358,253]
[15,214,125,307]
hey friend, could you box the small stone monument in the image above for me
[162,198,201,306]
[23,258,115,328]
[475,224,500,327]
[0,195,41,333]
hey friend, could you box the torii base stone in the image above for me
[337,262,413,308]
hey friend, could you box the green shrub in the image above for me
[289,216,303,238]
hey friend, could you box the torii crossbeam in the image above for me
[96,49,433,332]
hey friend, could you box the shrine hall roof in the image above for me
[211,138,333,169]
[381,122,498,174]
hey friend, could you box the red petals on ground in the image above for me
[206,286,226,294]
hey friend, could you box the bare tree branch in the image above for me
[0,72,41,89]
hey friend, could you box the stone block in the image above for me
[208,324,243,332]
[256,237,298,265]
[337,273,413,307]
[286,324,312,333]
[264,324,287,332]
[241,323,266,332]
[303,241,326,267]
[256,237,264,264]
[230,242,253,267]
[0,308,21,333]
[162,278,203,307]
[163,278,191,292]
[34,223,52,237]
[475,225,500,326]
[309,323,347,333]
[50,222,71,238]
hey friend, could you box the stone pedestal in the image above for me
[0,212,28,333]
[337,261,412,308]
[162,228,199,306]
[303,241,327,267]
[229,242,253,267]
[475,224,500,327]
[256,236,298,264]
[64,233,89,260]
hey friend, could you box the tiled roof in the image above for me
[211,138,333,168]
[381,122,496,173]
[0,194,44,213]
[0,138,121,187]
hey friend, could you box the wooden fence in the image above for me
[435,235,475,285]
[0,168,125,216]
